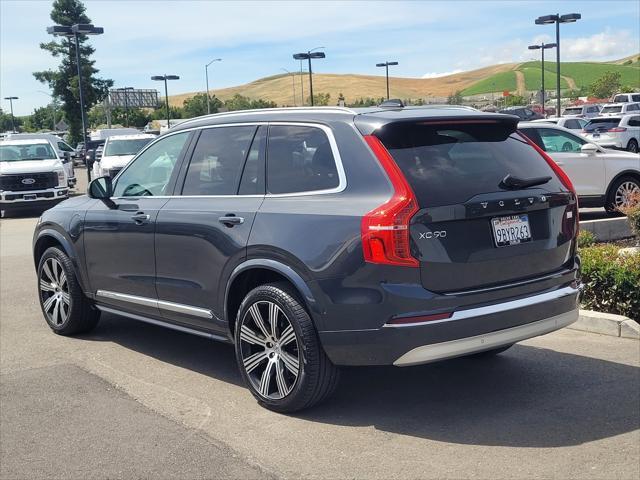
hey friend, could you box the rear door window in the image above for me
[267,125,340,194]
[376,122,561,208]
[182,126,256,196]
[533,128,585,153]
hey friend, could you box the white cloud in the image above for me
[421,69,463,79]
[563,29,639,60]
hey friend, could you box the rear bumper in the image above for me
[319,283,580,366]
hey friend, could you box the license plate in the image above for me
[23,194,37,201]
[491,214,532,247]
[592,133,600,138]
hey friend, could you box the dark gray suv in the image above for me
[33,106,581,412]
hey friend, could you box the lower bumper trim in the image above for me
[393,308,578,366]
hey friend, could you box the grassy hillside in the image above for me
[520,66,569,91]
[527,61,640,88]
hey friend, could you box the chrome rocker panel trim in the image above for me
[393,309,578,367]
[96,290,213,319]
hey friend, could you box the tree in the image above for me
[306,92,331,106]
[503,94,525,107]
[223,94,277,111]
[23,105,57,131]
[589,71,622,99]
[33,0,113,144]
[447,91,464,105]
[183,93,222,118]
[0,108,22,132]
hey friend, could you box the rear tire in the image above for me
[234,282,340,413]
[627,139,638,153]
[37,247,100,335]
[605,176,640,212]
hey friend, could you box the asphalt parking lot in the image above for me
[1,170,639,479]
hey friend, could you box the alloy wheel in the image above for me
[239,300,300,399]
[39,257,70,326]
[614,181,640,209]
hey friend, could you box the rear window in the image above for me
[613,95,628,103]
[584,118,621,132]
[376,122,561,208]
[563,107,583,115]
[601,105,623,114]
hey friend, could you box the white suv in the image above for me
[92,133,156,179]
[582,115,640,153]
[599,102,640,116]
[519,122,640,211]
[561,104,601,118]
[612,93,640,103]
[0,139,69,215]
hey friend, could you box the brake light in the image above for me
[362,135,419,267]
[608,127,627,132]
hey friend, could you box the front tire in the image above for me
[627,139,638,153]
[234,282,339,413]
[37,247,100,335]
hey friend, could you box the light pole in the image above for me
[293,47,325,106]
[205,58,221,114]
[115,87,134,127]
[535,13,581,117]
[3,96,18,132]
[47,24,104,182]
[151,74,180,128]
[528,43,556,113]
[375,61,399,100]
[281,68,296,106]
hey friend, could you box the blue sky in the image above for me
[1,0,639,115]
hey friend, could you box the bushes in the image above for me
[577,230,595,248]
[579,244,639,320]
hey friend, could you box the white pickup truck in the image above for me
[0,139,69,215]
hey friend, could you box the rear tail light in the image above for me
[607,127,627,132]
[518,132,579,236]
[361,135,419,267]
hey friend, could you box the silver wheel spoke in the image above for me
[249,304,270,338]
[59,301,69,323]
[42,261,55,284]
[52,298,61,325]
[243,350,268,374]
[60,291,70,306]
[240,324,265,346]
[59,271,67,288]
[42,295,57,313]
[275,360,288,396]
[40,279,55,292]
[51,260,61,285]
[259,360,275,397]
[280,351,299,376]
[279,325,296,346]
[268,302,279,338]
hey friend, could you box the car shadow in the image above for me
[84,313,639,448]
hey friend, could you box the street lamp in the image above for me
[535,12,581,117]
[3,96,18,132]
[527,43,556,112]
[281,68,296,106]
[293,47,325,106]
[205,58,221,115]
[115,87,134,127]
[47,23,104,182]
[151,74,180,128]
[375,61,399,100]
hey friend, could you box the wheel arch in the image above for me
[224,259,322,338]
[33,229,88,292]
[605,169,640,200]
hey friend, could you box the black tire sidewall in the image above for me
[234,284,317,412]
[606,176,640,212]
[627,139,638,153]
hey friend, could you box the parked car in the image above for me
[76,139,105,167]
[6,133,76,187]
[582,114,640,153]
[92,134,156,179]
[33,106,581,412]
[519,122,640,211]
[599,102,640,116]
[498,106,544,120]
[612,93,640,103]
[531,117,588,130]
[1,139,69,215]
[561,104,601,119]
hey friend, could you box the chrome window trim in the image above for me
[384,285,579,328]
[111,121,347,200]
[96,290,213,320]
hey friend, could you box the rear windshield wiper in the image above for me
[500,173,551,190]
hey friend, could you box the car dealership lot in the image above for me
[1,214,638,479]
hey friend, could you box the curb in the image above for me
[568,309,639,339]
[579,217,632,242]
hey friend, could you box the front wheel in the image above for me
[605,176,640,212]
[37,247,100,335]
[627,139,639,153]
[234,282,339,413]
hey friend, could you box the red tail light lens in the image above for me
[362,135,419,267]
[608,127,627,132]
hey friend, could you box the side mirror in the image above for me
[88,176,113,200]
[62,152,71,163]
[581,143,599,154]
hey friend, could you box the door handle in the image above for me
[218,215,244,227]
[131,212,150,225]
